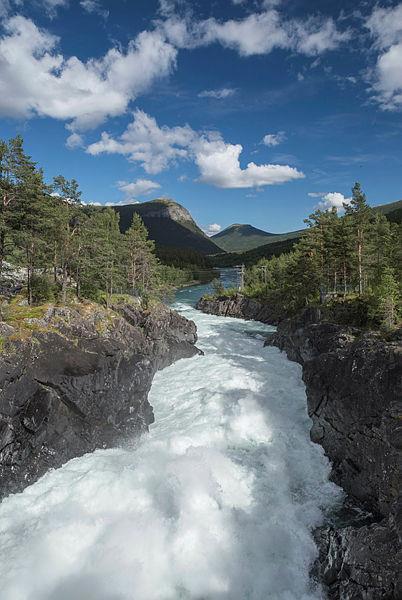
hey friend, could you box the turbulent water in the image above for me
[0,290,341,600]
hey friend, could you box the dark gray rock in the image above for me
[196,293,282,324]
[0,302,199,499]
[266,313,402,599]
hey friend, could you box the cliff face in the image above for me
[267,315,402,599]
[0,302,199,499]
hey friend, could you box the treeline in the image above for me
[0,136,189,306]
[244,183,401,329]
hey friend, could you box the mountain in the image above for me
[373,199,402,224]
[114,199,222,255]
[212,224,276,252]
[212,223,303,255]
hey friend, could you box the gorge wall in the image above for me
[0,301,199,499]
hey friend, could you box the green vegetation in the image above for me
[373,199,402,225]
[241,183,401,330]
[212,223,304,254]
[212,224,275,252]
[0,136,194,310]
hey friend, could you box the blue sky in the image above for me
[0,0,401,235]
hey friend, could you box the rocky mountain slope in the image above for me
[114,199,222,255]
[0,300,200,499]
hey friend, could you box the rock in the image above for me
[196,293,282,324]
[266,312,402,599]
[0,302,199,499]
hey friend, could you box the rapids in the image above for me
[0,286,341,600]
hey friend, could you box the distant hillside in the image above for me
[114,199,222,255]
[211,236,300,267]
[373,199,402,224]
[212,224,276,252]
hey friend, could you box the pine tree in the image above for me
[124,214,158,296]
[371,267,400,329]
[51,175,82,302]
[344,182,373,295]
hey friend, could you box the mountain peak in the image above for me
[212,223,276,252]
[113,199,222,255]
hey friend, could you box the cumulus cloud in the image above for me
[195,139,304,188]
[0,16,177,131]
[366,4,402,110]
[203,223,222,236]
[310,191,351,211]
[87,110,196,173]
[198,88,236,99]
[88,111,304,189]
[117,178,161,197]
[160,6,349,57]
[262,131,286,146]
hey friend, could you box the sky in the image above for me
[0,0,401,235]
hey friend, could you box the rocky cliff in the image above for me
[266,313,402,599]
[197,295,402,598]
[196,293,284,324]
[0,301,199,499]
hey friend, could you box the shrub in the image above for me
[31,275,56,305]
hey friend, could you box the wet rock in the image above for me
[266,312,402,599]
[0,302,199,499]
[196,293,282,324]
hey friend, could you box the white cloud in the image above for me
[87,110,196,173]
[66,132,84,149]
[203,223,222,236]
[117,178,161,197]
[0,16,177,131]
[311,191,351,211]
[366,4,402,110]
[105,199,140,206]
[80,0,108,18]
[88,111,305,189]
[198,87,236,99]
[365,4,402,49]
[161,7,349,57]
[195,139,304,188]
[263,131,286,146]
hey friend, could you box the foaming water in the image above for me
[0,303,341,600]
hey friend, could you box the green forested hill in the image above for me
[212,224,275,252]
[374,199,402,224]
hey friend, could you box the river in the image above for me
[0,279,341,600]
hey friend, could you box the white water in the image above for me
[0,302,341,600]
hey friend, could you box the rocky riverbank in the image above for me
[0,300,199,499]
[196,293,283,324]
[197,294,402,599]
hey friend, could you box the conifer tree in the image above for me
[51,175,82,302]
[124,214,158,296]
[344,182,372,295]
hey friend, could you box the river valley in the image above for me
[0,282,342,600]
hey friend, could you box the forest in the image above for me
[0,136,194,308]
[235,183,401,329]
